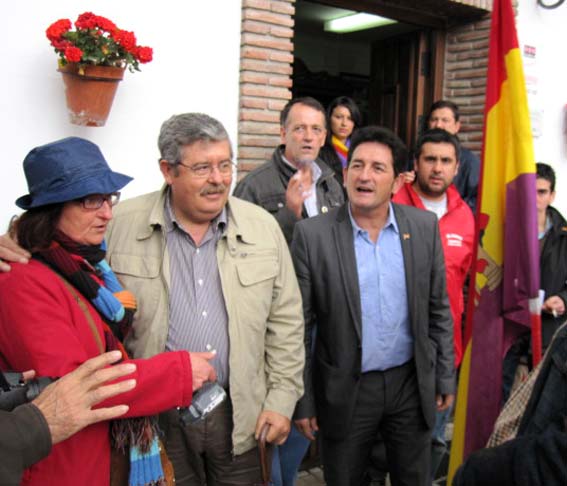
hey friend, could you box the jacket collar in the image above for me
[401,182,465,214]
[273,145,336,182]
[139,186,242,244]
[134,185,169,241]
[547,206,567,234]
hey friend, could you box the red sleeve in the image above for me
[99,351,193,417]
[0,262,192,416]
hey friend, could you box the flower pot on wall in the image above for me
[58,63,125,127]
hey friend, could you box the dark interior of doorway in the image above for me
[293,0,422,135]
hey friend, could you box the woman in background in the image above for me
[319,96,362,189]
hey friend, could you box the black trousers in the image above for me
[321,360,432,486]
[161,399,263,486]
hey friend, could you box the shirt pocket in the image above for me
[233,250,279,332]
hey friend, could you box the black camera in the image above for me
[178,382,227,426]
[0,371,53,411]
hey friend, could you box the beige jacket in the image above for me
[106,188,304,455]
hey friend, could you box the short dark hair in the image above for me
[347,126,408,177]
[280,97,326,128]
[415,128,461,161]
[536,162,556,192]
[12,204,64,253]
[427,100,460,122]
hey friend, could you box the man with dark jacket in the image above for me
[536,163,567,347]
[234,97,344,244]
[503,162,567,400]
[453,321,567,486]
[235,98,344,486]
[292,126,455,486]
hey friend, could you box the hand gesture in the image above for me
[285,168,312,219]
[33,351,136,444]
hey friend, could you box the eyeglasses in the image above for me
[77,192,121,210]
[177,160,234,178]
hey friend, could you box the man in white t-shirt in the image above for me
[393,128,475,480]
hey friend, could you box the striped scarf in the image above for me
[37,231,167,486]
[331,135,350,168]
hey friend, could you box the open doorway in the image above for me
[293,0,445,148]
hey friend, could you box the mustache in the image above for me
[200,184,228,196]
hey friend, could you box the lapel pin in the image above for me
[321,206,328,213]
[403,233,410,240]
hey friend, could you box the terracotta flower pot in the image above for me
[58,63,125,127]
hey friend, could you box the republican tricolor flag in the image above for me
[448,0,540,480]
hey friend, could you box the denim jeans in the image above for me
[271,424,311,486]
[430,404,453,481]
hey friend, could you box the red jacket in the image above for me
[0,260,193,486]
[393,183,474,366]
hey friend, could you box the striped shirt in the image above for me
[164,194,230,387]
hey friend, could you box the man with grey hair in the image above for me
[1,113,305,485]
[105,113,304,485]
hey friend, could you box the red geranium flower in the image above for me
[95,16,117,33]
[112,30,137,51]
[75,12,97,30]
[47,12,152,72]
[46,19,72,42]
[64,46,83,63]
[134,46,153,64]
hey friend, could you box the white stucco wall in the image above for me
[518,0,567,212]
[0,1,242,230]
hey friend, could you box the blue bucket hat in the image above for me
[16,137,133,209]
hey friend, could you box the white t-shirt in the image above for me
[419,193,447,220]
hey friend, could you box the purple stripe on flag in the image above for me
[464,172,538,455]
[503,172,540,312]
[465,286,504,455]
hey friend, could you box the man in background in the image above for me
[393,128,474,479]
[234,97,344,244]
[234,96,344,485]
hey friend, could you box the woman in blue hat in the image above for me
[0,137,211,486]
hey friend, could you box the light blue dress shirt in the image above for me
[349,203,414,372]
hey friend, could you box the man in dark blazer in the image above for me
[291,126,455,486]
